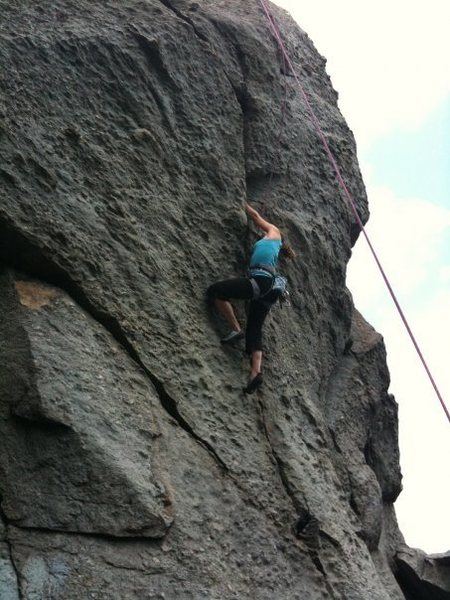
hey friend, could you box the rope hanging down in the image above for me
[258,0,450,424]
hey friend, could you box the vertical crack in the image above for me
[66,298,228,472]
[256,398,301,514]
[147,373,228,471]
[0,221,228,473]
[79,309,228,471]
[310,552,337,599]
[256,399,338,598]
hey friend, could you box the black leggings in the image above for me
[207,276,278,354]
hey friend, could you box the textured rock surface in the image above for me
[0,274,172,537]
[0,0,448,598]
[0,517,20,600]
[396,549,450,599]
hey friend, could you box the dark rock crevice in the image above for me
[156,0,209,44]
[255,398,340,594]
[395,551,450,600]
[210,17,289,235]
[207,18,254,123]
[255,401,340,597]
[11,413,74,434]
[0,221,228,475]
[310,552,338,599]
[234,55,287,206]
[148,373,228,472]
[3,518,166,546]
[207,20,256,165]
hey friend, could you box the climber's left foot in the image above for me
[243,372,263,394]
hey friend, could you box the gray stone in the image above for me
[0,555,20,600]
[396,547,450,599]
[0,0,448,598]
[0,272,172,537]
[0,517,20,600]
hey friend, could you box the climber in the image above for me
[207,202,295,394]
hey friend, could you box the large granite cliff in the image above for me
[0,1,449,598]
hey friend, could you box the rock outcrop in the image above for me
[0,1,448,598]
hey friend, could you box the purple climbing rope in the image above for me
[258,0,450,424]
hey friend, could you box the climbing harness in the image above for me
[248,263,289,306]
[258,0,450,423]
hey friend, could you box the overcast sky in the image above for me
[271,0,450,553]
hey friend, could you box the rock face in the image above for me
[0,1,448,598]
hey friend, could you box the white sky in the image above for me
[272,0,450,553]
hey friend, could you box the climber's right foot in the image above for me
[220,330,244,344]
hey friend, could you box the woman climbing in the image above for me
[207,202,295,394]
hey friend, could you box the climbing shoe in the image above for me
[220,330,244,344]
[243,372,263,394]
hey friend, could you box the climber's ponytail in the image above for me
[280,239,296,260]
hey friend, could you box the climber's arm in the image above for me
[245,203,281,239]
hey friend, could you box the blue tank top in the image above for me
[249,238,282,278]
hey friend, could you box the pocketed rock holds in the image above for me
[0,1,448,599]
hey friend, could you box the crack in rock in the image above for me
[145,371,228,471]
[256,399,301,514]
[157,0,209,44]
[310,552,338,600]
[3,521,165,545]
[68,301,229,472]
[256,400,341,596]
[0,221,228,473]
[67,289,229,472]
